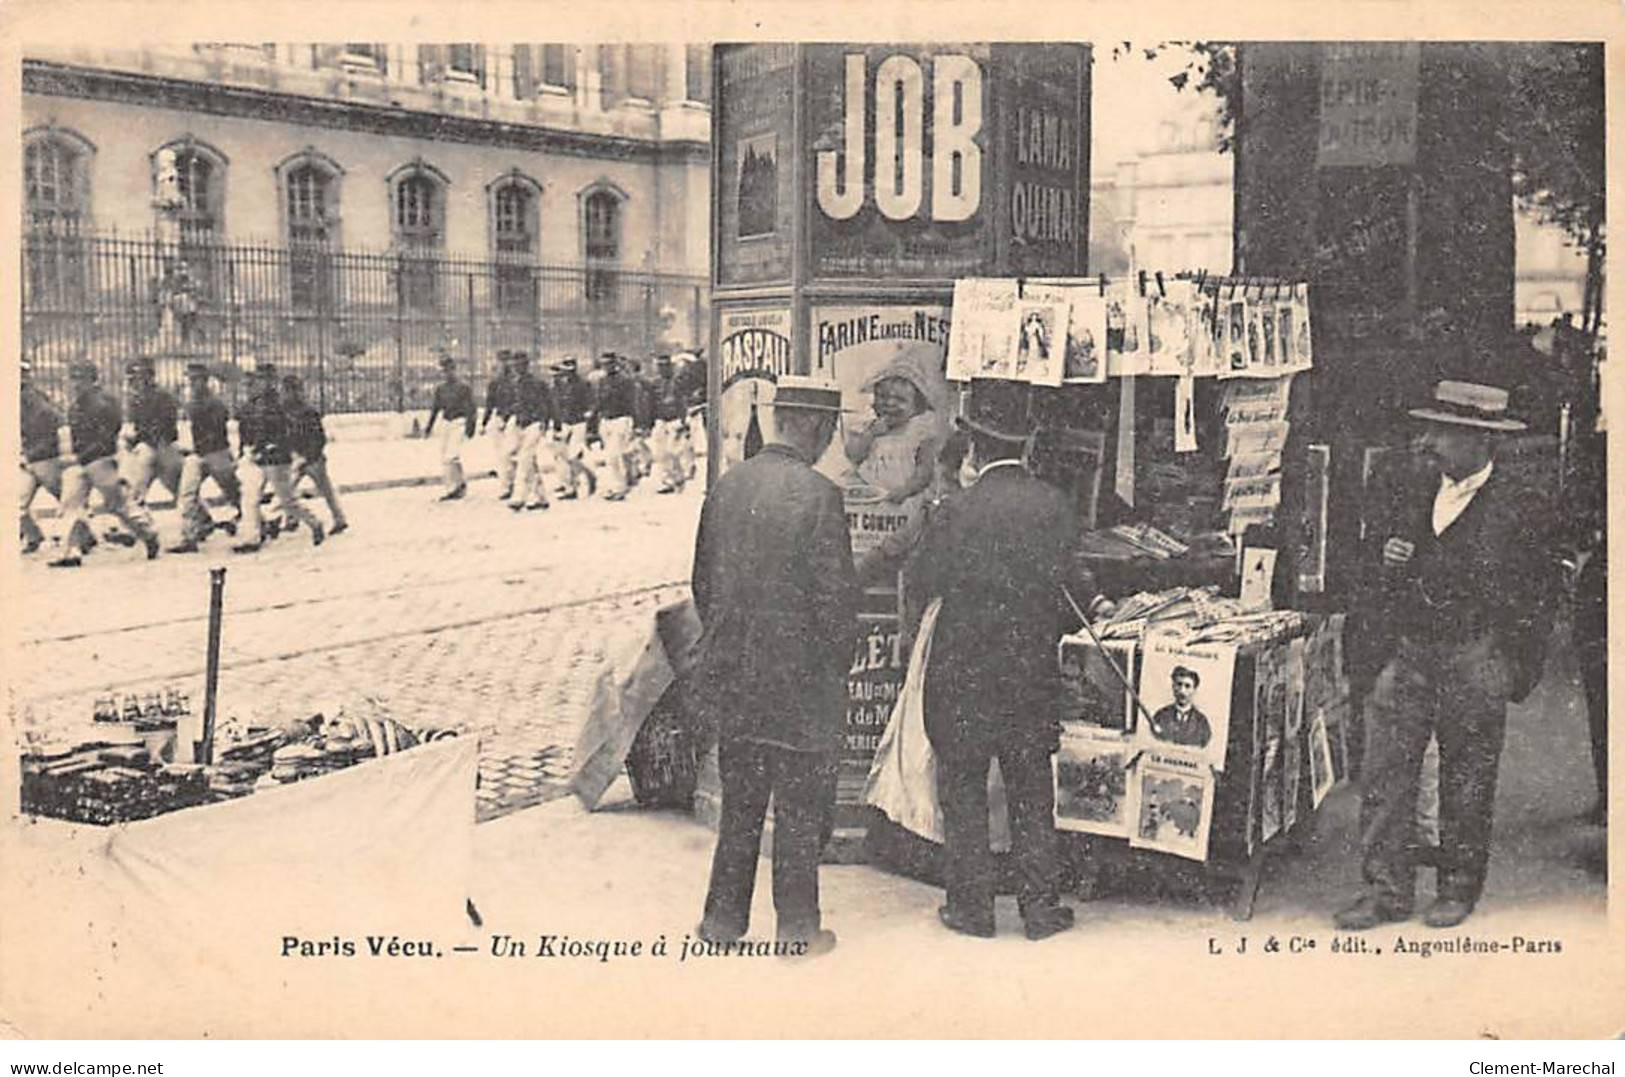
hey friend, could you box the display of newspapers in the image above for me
[946,275,1311,386]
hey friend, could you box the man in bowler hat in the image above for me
[910,379,1104,940]
[1337,380,1558,930]
[689,375,858,956]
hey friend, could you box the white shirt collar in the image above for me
[976,458,1026,481]
[1439,459,1494,495]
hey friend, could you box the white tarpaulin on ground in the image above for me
[5,736,478,1009]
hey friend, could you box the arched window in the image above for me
[388,161,448,310]
[154,137,228,299]
[23,127,93,307]
[276,149,344,310]
[584,188,620,262]
[580,184,624,305]
[489,171,541,315]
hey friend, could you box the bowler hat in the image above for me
[768,375,842,413]
[957,379,1035,442]
[1408,380,1527,433]
[69,360,98,380]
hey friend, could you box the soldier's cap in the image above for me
[125,356,155,376]
[656,352,672,361]
[281,374,304,390]
[553,358,579,374]
[508,351,531,366]
[439,354,458,369]
[248,358,277,377]
[185,361,212,378]
[69,360,99,380]
[768,375,842,413]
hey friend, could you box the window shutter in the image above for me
[512,45,536,99]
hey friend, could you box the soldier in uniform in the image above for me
[232,361,325,552]
[282,374,348,535]
[550,358,595,500]
[425,353,476,501]
[594,352,638,501]
[647,353,690,494]
[169,362,241,553]
[19,358,69,555]
[51,361,160,567]
[480,350,520,501]
[121,358,191,528]
[505,352,556,512]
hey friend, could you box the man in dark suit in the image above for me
[910,380,1104,940]
[1337,380,1557,931]
[1148,665,1213,748]
[689,376,858,956]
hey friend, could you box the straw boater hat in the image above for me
[768,375,842,413]
[1408,380,1526,433]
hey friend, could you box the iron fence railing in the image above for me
[22,228,708,414]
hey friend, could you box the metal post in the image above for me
[394,256,406,413]
[199,567,227,765]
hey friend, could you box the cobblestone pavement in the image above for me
[12,476,702,821]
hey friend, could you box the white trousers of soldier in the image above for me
[177,448,243,543]
[630,431,654,484]
[237,457,320,546]
[19,457,68,549]
[491,417,520,497]
[60,455,157,556]
[677,416,697,480]
[556,421,593,497]
[508,422,552,509]
[125,441,188,510]
[651,419,688,492]
[440,423,468,492]
[599,415,634,499]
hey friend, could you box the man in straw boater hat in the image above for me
[50,360,161,567]
[688,375,859,958]
[908,379,1106,941]
[1336,379,1558,931]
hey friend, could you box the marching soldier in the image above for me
[50,361,160,567]
[594,352,638,501]
[425,353,476,501]
[550,358,595,500]
[169,362,241,553]
[505,352,556,512]
[232,360,324,552]
[19,358,69,554]
[121,358,192,529]
[647,353,689,494]
[481,350,521,501]
[282,374,348,535]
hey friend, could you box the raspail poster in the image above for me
[1054,726,1134,838]
[811,304,954,542]
[1058,635,1137,732]
[715,306,794,475]
[1136,629,1236,771]
[1127,749,1215,862]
